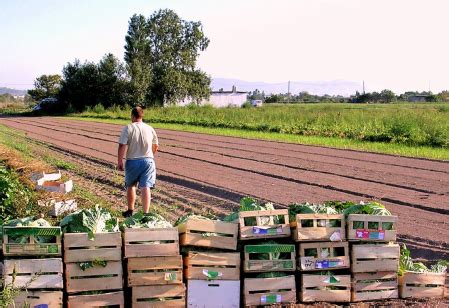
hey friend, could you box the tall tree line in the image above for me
[29,9,211,111]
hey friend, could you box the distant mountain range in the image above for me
[211,78,362,96]
[0,87,27,96]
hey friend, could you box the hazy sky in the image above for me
[1,0,448,93]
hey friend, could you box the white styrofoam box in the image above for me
[188,279,240,308]
[33,170,62,184]
[37,179,73,194]
[39,199,78,216]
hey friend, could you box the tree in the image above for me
[124,14,151,106]
[124,9,211,106]
[379,89,396,103]
[27,74,62,101]
[59,54,129,111]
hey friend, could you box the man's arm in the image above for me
[118,144,127,171]
[152,144,158,155]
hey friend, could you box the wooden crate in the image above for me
[291,214,345,242]
[184,251,240,280]
[64,232,122,263]
[67,291,124,308]
[399,272,445,299]
[351,243,399,273]
[244,244,296,272]
[239,209,290,240]
[347,214,397,242]
[132,284,186,307]
[177,218,238,250]
[300,274,351,302]
[3,226,62,256]
[64,232,123,294]
[4,258,63,289]
[11,290,62,308]
[298,242,349,271]
[123,227,179,258]
[188,279,240,307]
[128,255,183,286]
[352,271,398,302]
[65,261,123,293]
[244,275,296,306]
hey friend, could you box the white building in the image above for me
[178,86,248,107]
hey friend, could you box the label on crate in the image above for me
[329,230,342,241]
[355,229,385,240]
[301,257,345,270]
[261,294,281,304]
[202,269,222,280]
[164,272,177,281]
[252,226,283,235]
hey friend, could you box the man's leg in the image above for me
[141,187,151,213]
[127,186,137,211]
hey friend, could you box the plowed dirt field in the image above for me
[1,116,447,260]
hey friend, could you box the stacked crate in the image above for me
[240,209,297,307]
[3,226,63,308]
[292,214,351,303]
[123,227,185,307]
[63,232,124,307]
[348,214,400,302]
[177,217,240,307]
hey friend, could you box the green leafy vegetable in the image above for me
[399,244,447,276]
[4,217,54,243]
[60,205,119,239]
[223,197,278,225]
[120,211,172,230]
[78,258,108,271]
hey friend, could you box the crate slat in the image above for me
[291,214,345,242]
[128,256,183,286]
[3,226,62,256]
[351,243,399,273]
[244,244,295,272]
[184,251,240,280]
[4,258,63,289]
[123,227,179,258]
[64,232,122,263]
[347,214,397,242]
[11,290,62,308]
[239,210,290,240]
[178,218,238,250]
[301,274,351,303]
[399,272,445,299]
[298,241,350,271]
[132,284,186,307]
[244,275,296,306]
[67,291,124,308]
[65,261,123,293]
[352,271,398,302]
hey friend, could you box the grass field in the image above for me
[72,102,449,148]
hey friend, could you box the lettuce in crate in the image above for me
[120,211,172,230]
[223,197,278,226]
[4,216,54,243]
[60,205,119,240]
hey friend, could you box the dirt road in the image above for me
[1,116,447,260]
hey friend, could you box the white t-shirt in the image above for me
[119,122,159,159]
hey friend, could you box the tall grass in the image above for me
[76,103,449,148]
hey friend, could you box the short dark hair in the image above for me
[131,107,144,119]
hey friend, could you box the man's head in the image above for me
[131,107,144,122]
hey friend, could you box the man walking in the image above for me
[117,107,159,217]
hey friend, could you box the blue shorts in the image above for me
[125,158,156,189]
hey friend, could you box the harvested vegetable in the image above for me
[120,211,172,230]
[4,216,54,243]
[399,244,447,276]
[60,205,119,240]
[223,197,277,225]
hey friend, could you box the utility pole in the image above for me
[363,80,365,95]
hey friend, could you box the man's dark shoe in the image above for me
[122,209,134,218]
